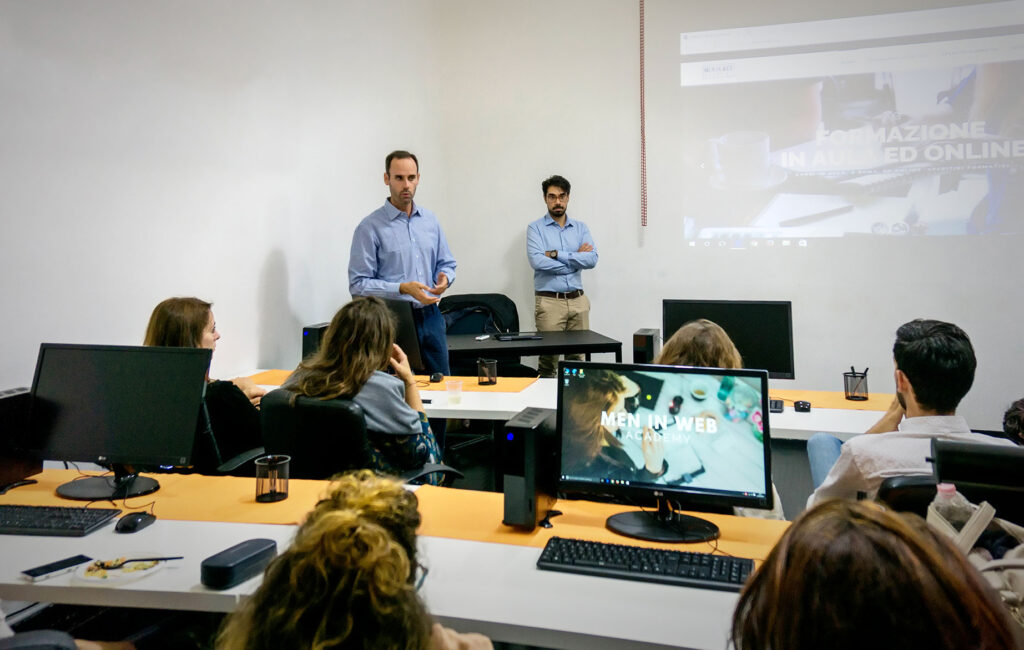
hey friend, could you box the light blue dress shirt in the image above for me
[526,213,598,292]
[349,200,457,305]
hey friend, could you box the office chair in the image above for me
[876,475,937,517]
[260,389,462,484]
[876,439,1024,524]
[440,292,539,378]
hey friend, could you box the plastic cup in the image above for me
[446,379,463,405]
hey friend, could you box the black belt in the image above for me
[536,290,584,299]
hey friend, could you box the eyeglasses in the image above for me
[545,193,568,202]
[414,562,429,591]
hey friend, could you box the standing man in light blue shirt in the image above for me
[526,175,598,378]
[349,150,457,377]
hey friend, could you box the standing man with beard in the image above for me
[526,175,598,378]
[805,319,1016,507]
[349,150,456,379]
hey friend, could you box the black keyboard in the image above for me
[537,536,755,592]
[0,504,121,537]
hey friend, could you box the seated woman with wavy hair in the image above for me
[216,470,491,650]
[283,296,443,483]
[732,499,1023,650]
[145,296,265,473]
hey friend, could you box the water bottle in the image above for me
[930,483,974,530]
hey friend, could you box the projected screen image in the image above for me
[558,365,768,500]
[650,0,1024,242]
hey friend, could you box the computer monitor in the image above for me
[662,299,795,379]
[557,360,772,543]
[383,299,426,374]
[27,343,211,501]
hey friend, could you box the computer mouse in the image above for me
[429,372,444,383]
[115,512,157,534]
[794,400,812,413]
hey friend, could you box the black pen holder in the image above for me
[843,371,868,401]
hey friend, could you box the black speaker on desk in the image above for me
[302,323,329,360]
[502,407,558,530]
[0,387,41,492]
[633,328,660,364]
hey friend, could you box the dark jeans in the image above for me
[413,303,449,448]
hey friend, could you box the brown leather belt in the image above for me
[535,290,584,299]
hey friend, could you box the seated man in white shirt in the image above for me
[806,319,1016,508]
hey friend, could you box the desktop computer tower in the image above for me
[502,407,558,530]
[302,322,330,360]
[633,328,661,364]
[0,387,40,491]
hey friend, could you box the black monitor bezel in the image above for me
[662,299,795,380]
[556,360,773,512]
[27,343,211,468]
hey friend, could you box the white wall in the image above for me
[1,0,1020,429]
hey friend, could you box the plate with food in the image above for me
[73,554,171,585]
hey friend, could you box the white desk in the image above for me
[0,519,735,649]
[419,378,880,441]
[0,520,296,613]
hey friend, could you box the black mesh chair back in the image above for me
[260,388,371,480]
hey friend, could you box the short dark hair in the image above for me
[385,150,418,175]
[1003,398,1024,443]
[542,175,570,196]
[892,319,976,413]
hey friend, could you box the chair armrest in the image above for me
[401,463,464,484]
[0,630,77,650]
[218,446,266,473]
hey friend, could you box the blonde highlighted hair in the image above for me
[654,319,742,369]
[290,296,396,400]
[216,470,430,650]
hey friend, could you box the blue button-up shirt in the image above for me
[526,213,598,292]
[349,200,457,305]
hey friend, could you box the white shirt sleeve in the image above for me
[806,442,870,509]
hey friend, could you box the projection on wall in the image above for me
[651,1,1024,243]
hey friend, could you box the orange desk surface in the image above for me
[249,370,537,393]
[4,470,787,561]
[769,389,894,411]
[415,486,788,561]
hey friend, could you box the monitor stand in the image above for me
[606,497,719,543]
[56,465,160,501]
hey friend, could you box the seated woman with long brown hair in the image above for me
[145,297,265,473]
[732,500,1023,649]
[282,296,443,483]
[216,470,491,650]
[654,318,784,518]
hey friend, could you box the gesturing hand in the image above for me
[429,272,450,296]
[399,281,441,305]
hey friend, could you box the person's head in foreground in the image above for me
[655,318,742,369]
[217,470,438,649]
[892,318,976,414]
[731,499,1023,650]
